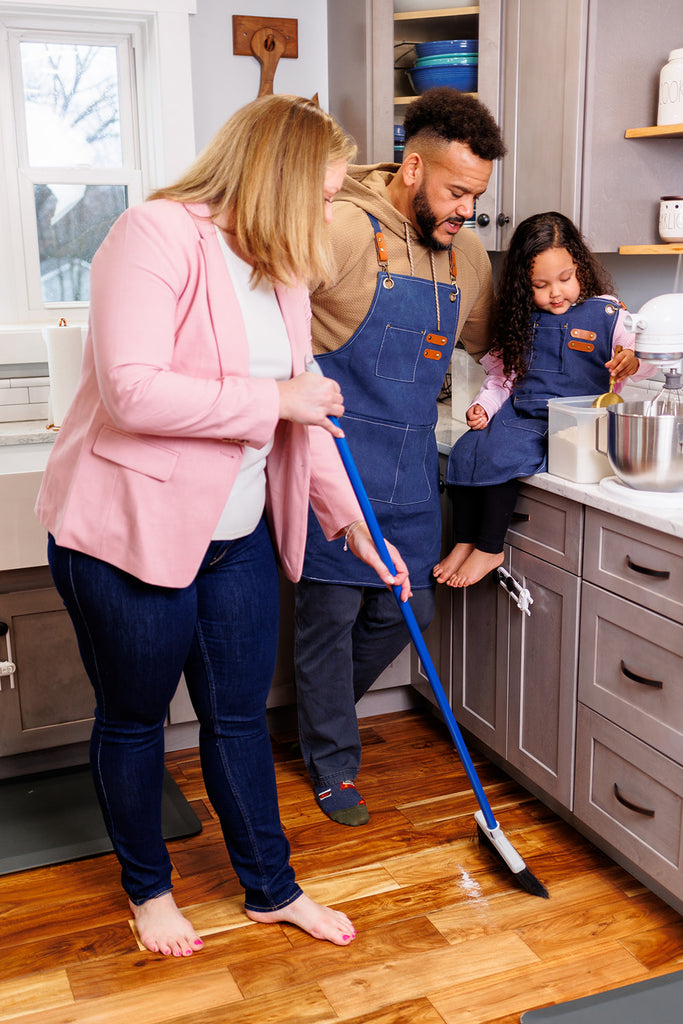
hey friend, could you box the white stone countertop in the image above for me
[2,409,683,543]
[0,420,57,446]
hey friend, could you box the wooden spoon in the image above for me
[592,345,624,407]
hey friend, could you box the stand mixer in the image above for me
[600,293,683,496]
[623,292,683,414]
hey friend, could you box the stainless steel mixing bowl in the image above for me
[606,400,683,491]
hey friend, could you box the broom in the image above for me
[309,361,549,898]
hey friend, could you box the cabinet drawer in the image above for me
[579,584,683,763]
[575,704,683,900]
[506,485,583,574]
[583,508,683,623]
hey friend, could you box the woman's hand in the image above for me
[466,403,489,430]
[278,372,345,438]
[606,348,639,381]
[344,521,412,602]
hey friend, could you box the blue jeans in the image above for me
[48,518,301,912]
[294,581,435,790]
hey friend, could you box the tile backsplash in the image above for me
[0,364,50,423]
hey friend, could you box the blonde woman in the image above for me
[36,95,409,956]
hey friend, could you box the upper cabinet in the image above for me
[328,0,683,252]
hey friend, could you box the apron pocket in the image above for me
[376,325,425,383]
[342,415,433,505]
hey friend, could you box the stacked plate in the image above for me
[407,39,478,94]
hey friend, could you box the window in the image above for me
[0,0,196,337]
[12,31,141,308]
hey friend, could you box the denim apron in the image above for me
[302,213,460,588]
[447,296,621,486]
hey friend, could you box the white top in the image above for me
[212,228,292,539]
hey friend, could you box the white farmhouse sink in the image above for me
[0,443,52,569]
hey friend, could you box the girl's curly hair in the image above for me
[492,212,614,382]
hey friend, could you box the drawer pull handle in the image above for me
[625,556,669,580]
[620,660,663,689]
[511,512,530,523]
[613,783,655,817]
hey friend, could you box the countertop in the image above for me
[1,410,682,553]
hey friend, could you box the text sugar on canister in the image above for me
[657,48,683,125]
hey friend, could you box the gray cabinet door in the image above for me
[0,587,94,756]
[450,557,510,758]
[506,548,580,809]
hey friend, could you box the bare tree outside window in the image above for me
[20,41,129,303]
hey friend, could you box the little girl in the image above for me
[435,211,649,589]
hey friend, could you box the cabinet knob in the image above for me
[476,213,490,227]
[496,213,510,227]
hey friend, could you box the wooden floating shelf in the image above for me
[618,243,683,254]
[394,6,479,21]
[395,92,476,105]
[624,124,683,138]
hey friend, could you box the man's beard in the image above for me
[412,185,463,252]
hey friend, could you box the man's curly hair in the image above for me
[402,87,506,161]
[493,212,615,383]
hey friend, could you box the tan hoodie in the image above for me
[312,164,495,363]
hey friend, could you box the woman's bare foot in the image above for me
[449,549,504,588]
[129,892,204,957]
[433,543,474,583]
[246,892,356,946]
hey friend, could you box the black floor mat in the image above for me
[0,764,202,876]
[521,970,683,1024]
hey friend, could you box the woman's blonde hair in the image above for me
[148,94,356,288]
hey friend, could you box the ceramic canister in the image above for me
[657,48,683,125]
[659,196,683,243]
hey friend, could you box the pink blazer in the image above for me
[35,200,362,587]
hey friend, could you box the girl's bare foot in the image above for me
[246,892,356,946]
[129,892,204,957]
[433,543,474,583]
[450,549,504,588]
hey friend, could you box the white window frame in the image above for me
[0,0,196,347]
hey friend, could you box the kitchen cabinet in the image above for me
[574,508,683,910]
[0,567,94,761]
[410,453,455,708]
[328,0,683,251]
[450,485,581,810]
[441,489,683,913]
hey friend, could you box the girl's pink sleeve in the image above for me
[613,308,657,383]
[467,350,515,421]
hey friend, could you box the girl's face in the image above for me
[529,246,581,315]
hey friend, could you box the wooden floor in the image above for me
[1,708,681,1024]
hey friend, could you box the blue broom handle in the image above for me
[329,418,497,830]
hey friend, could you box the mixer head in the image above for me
[624,292,683,368]
[624,293,683,415]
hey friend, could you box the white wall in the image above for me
[189,0,328,152]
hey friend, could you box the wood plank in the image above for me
[428,940,648,1024]
[624,123,683,137]
[0,970,73,1021]
[2,969,243,1024]
[318,932,539,1017]
[230,916,448,1000]
[618,243,683,254]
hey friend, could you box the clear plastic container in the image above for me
[547,396,611,483]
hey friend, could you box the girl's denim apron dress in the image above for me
[447,296,621,486]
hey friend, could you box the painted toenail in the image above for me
[194,939,203,946]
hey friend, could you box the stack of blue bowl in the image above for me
[407,39,478,95]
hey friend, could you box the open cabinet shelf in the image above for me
[624,123,683,138]
[394,4,479,110]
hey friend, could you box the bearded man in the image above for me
[295,87,506,825]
